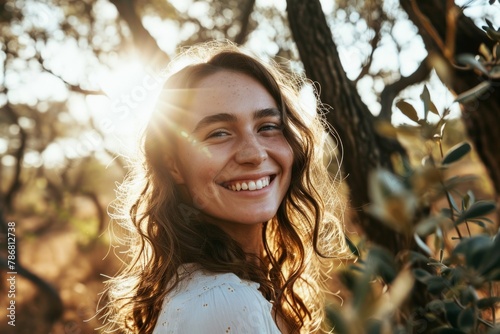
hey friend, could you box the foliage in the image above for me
[453,19,500,104]
[327,75,499,332]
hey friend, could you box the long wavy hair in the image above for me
[102,41,346,334]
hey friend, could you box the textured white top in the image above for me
[153,264,282,333]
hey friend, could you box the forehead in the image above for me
[182,70,277,117]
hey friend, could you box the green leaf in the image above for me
[352,272,372,312]
[367,247,397,283]
[366,319,382,334]
[457,307,475,332]
[441,207,453,218]
[489,65,500,79]
[441,175,477,192]
[420,85,431,119]
[325,306,349,334]
[485,27,500,42]
[447,192,460,213]
[477,296,500,309]
[345,234,360,257]
[414,233,433,256]
[453,235,493,270]
[426,300,446,314]
[479,231,500,276]
[454,235,491,255]
[442,142,471,165]
[493,44,500,61]
[456,54,489,75]
[338,269,357,291]
[454,201,496,226]
[429,101,440,116]
[416,217,440,237]
[466,219,486,228]
[413,268,432,283]
[444,301,462,327]
[454,81,492,104]
[408,250,430,264]
[484,18,494,29]
[479,43,492,61]
[425,276,449,295]
[462,190,475,210]
[396,100,419,123]
[460,286,477,305]
[445,267,464,286]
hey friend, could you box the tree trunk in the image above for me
[400,0,500,196]
[1,104,26,211]
[286,0,409,252]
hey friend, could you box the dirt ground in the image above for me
[0,221,120,334]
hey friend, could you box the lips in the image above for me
[221,175,273,192]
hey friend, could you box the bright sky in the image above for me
[1,0,499,168]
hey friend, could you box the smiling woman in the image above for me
[101,41,347,334]
[169,70,293,234]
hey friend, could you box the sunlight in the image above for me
[88,56,166,155]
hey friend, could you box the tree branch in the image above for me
[354,19,383,83]
[35,53,105,96]
[234,0,256,44]
[445,0,458,60]
[410,0,447,58]
[379,56,432,121]
[45,65,105,95]
[109,0,169,68]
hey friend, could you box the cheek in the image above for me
[183,157,220,187]
[278,141,294,172]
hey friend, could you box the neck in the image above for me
[222,222,264,258]
[231,224,264,258]
[201,214,265,259]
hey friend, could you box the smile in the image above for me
[222,176,272,192]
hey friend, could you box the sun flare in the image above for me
[87,57,166,154]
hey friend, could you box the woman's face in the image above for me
[169,70,293,231]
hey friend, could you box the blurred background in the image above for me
[0,0,499,333]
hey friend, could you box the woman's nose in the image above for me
[234,136,268,165]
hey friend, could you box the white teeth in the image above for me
[225,176,271,192]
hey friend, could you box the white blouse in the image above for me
[153,264,282,333]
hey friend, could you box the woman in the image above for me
[103,41,346,333]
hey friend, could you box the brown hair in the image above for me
[102,41,346,333]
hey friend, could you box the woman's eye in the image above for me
[206,130,230,139]
[259,123,282,132]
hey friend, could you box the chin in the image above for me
[234,212,276,225]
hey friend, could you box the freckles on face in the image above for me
[170,70,294,229]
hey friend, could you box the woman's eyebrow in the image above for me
[192,113,237,133]
[254,107,281,120]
